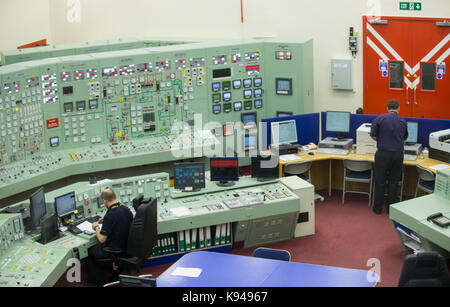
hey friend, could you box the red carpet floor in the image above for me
[140,190,412,287]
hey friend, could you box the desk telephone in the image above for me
[427,213,450,228]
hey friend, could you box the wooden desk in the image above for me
[272,151,449,197]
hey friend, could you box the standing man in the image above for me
[86,188,133,286]
[370,100,408,215]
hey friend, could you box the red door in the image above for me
[363,16,450,119]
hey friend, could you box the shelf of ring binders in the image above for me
[151,223,232,258]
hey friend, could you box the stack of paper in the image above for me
[280,154,300,162]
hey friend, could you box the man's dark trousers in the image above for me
[373,150,404,213]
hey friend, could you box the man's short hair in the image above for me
[387,99,400,110]
[101,188,116,202]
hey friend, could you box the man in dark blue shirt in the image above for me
[370,100,408,214]
[86,188,133,285]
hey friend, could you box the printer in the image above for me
[429,129,450,163]
[356,123,376,155]
[318,137,353,150]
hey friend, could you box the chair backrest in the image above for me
[126,198,158,260]
[283,161,312,176]
[253,247,291,262]
[343,159,372,172]
[415,165,435,182]
[398,252,450,287]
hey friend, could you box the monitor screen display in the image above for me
[254,78,262,87]
[242,113,257,128]
[213,104,221,114]
[243,79,252,88]
[174,163,205,192]
[251,156,279,180]
[30,187,46,229]
[223,92,232,101]
[233,80,242,89]
[244,134,257,151]
[254,99,263,109]
[326,111,350,133]
[244,90,252,99]
[406,121,418,144]
[210,158,239,182]
[89,99,98,109]
[212,82,221,91]
[234,102,242,111]
[50,137,59,147]
[254,89,262,98]
[55,192,76,218]
[271,120,298,145]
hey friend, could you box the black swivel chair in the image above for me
[98,197,158,276]
[398,252,450,287]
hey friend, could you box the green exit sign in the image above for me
[400,2,422,11]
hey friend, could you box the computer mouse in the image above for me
[308,152,315,156]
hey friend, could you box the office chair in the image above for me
[283,161,312,182]
[97,197,158,277]
[103,274,157,288]
[415,165,435,197]
[253,247,291,262]
[342,159,373,206]
[398,252,450,287]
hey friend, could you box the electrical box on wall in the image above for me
[331,59,353,91]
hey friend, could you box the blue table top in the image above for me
[157,251,378,287]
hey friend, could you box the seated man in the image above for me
[86,188,133,286]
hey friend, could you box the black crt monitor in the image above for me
[325,111,351,140]
[174,163,206,192]
[28,187,47,233]
[38,214,60,245]
[405,121,419,145]
[210,158,239,187]
[55,192,76,223]
[251,155,280,181]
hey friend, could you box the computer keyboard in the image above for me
[403,154,418,161]
[316,148,350,155]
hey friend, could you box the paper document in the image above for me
[76,221,101,234]
[280,154,301,162]
[171,267,202,278]
[429,164,450,171]
[170,207,192,217]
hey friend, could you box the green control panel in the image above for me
[0,173,304,286]
[0,38,314,201]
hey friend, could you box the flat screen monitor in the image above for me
[55,192,76,218]
[254,78,262,87]
[242,112,257,129]
[271,120,298,146]
[234,102,242,111]
[210,158,239,187]
[223,92,232,101]
[38,214,60,245]
[243,79,252,88]
[29,187,46,232]
[174,163,205,192]
[212,82,221,92]
[277,111,293,117]
[233,80,242,89]
[405,121,418,144]
[251,155,279,181]
[326,111,350,139]
[244,90,252,99]
[254,99,263,109]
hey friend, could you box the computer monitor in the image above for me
[210,158,239,187]
[277,111,293,117]
[325,111,351,140]
[242,112,257,129]
[174,163,205,192]
[271,120,298,146]
[55,192,76,222]
[405,121,418,144]
[29,187,46,233]
[251,156,279,181]
[38,214,60,245]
